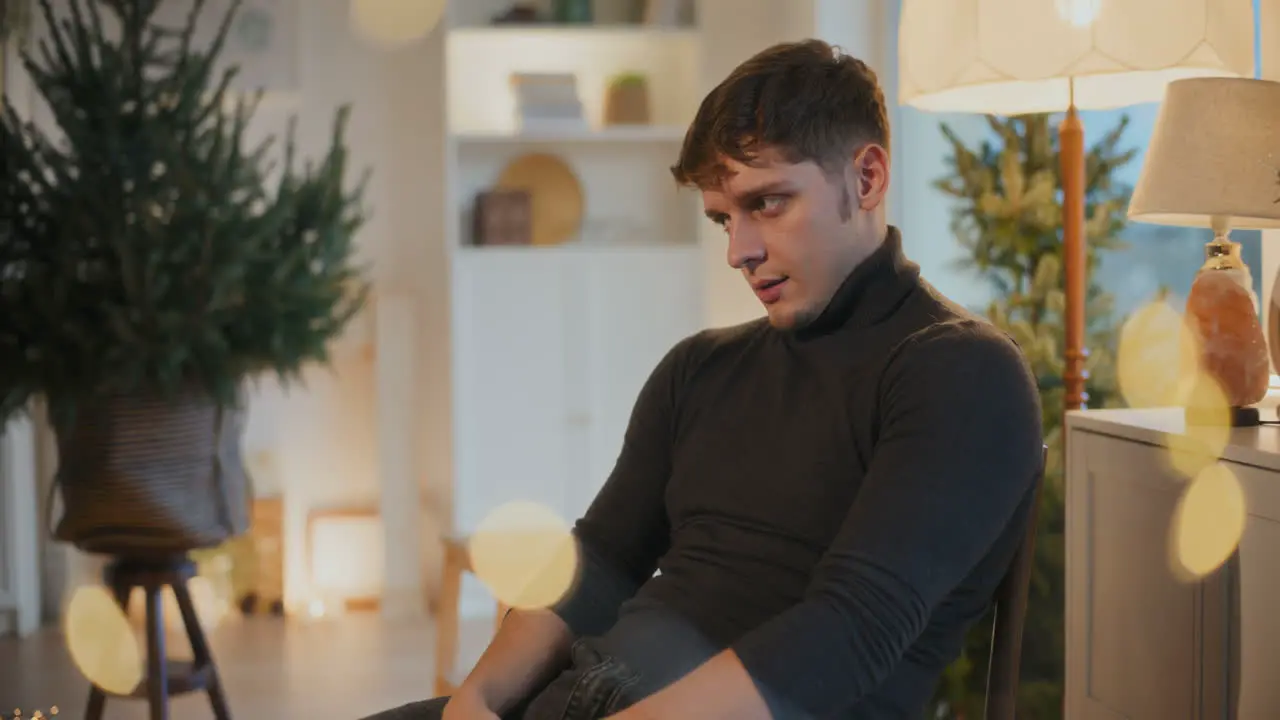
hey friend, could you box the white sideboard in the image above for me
[1066,408,1280,719]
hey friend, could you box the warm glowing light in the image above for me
[1170,462,1247,580]
[469,501,580,610]
[64,586,144,695]
[349,0,446,48]
[1165,371,1232,478]
[1055,0,1102,26]
[310,512,385,605]
[308,599,327,618]
[1117,299,1200,408]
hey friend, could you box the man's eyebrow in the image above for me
[732,180,794,202]
[703,180,795,221]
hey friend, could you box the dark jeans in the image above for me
[362,639,642,720]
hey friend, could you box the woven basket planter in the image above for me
[51,389,252,555]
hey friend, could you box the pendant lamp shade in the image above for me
[898,0,1256,115]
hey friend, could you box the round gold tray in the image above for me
[494,152,584,246]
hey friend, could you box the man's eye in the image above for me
[755,196,787,216]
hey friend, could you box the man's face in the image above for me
[700,145,889,330]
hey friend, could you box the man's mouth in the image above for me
[752,277,787,304]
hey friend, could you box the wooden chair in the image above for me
[983,446,1048,720]
[435,534,510,697]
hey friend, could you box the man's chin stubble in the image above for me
[767,306,820,332]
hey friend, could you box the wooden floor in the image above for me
[0,612,493,719]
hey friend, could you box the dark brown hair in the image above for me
[671,39,890,189]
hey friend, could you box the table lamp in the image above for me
[1127,77,1280,427]
[898,0,1255,413]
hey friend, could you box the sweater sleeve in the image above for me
[550,332,701,638]
[730,320,1044,718]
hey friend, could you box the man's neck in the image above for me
[790,224,913,341]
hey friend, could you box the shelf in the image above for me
[453,126,687,145]
[456,242,699,256]
[447,20,700,133]
[448,24,698,39]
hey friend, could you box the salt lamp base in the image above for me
[1185,405,1260,428]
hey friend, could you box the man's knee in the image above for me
[360,695,449,720]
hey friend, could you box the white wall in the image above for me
[191,0,450,616]
[177,0,450,617]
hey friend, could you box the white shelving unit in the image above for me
[441,0,708,562]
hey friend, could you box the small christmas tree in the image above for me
[0,0,370,424]
[928,114,1137,719]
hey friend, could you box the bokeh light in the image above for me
[1165,370,1232,479]
[64,585,143,695]
[469,501,580,611]
[1117,299,1200,409]
[349,0,446,48]
[1170,462,1247,581]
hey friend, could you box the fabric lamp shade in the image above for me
[1129,77,1280,231]
[1265,0,1280,80]
[898,0,1256,114]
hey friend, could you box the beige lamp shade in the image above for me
[899,0,1255,114]
[1266,0,1280,80]
[1128,77,1280,230]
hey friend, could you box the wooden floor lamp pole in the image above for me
[1060,79,1088,413]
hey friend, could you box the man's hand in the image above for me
[604,649,772,720]
[442,687,500,720]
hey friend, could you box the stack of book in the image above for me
[510,72,588,133]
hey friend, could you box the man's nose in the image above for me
[727,221,766,270]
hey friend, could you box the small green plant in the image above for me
[609,71,648,88]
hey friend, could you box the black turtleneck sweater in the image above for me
[550,227,1045,719]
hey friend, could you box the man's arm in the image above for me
[610,320,1044,719]
[455,332,702,713]
[550,331,704,636]
[452,608,575,716]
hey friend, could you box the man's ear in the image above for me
[851,143,890,210]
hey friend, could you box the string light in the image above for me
[5,709,56,720]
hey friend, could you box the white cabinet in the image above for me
[578,248,704,517]
[450,246,704,533]
[1065,409,1280,719]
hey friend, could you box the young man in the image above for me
[366,39,1043,720]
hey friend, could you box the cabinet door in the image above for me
[571,248,704,520]
[1223,461,1280,719]
[1066,430,1202,720]
[451,249,576,530]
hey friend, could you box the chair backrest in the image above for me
[983,445,1048,720]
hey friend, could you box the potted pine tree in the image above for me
[0,0,370,554]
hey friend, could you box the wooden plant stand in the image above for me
[84,555,231,720]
